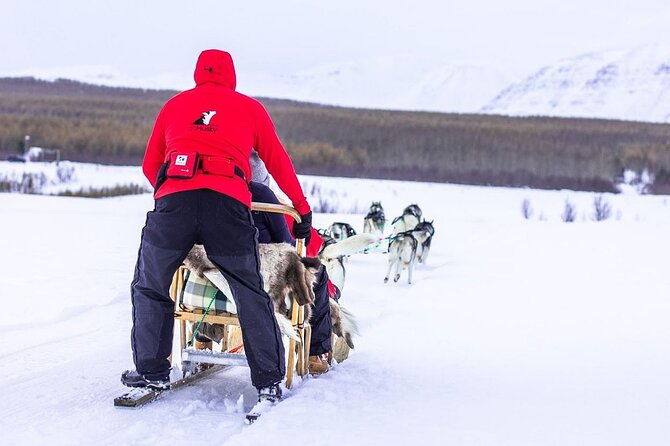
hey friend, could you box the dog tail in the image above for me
[330,300,359,349]
[275,311,300,342]
[320,233,379,259]
[339,304,359,349]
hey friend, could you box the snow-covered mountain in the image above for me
[241,55,512,113]
[6,45,670,123]
[481,44,670,123]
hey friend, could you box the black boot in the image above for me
[256,382,282,403]
[121,370,170,390]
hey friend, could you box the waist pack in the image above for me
[154,151,246,192]
[166,151,199,179]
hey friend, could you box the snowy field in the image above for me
[1,162,669,445]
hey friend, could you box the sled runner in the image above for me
[114,364,226,408]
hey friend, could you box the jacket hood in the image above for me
[194,49,236,90]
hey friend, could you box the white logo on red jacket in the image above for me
[175,155,188,166]
[194,110,217,125]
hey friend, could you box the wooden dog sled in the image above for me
[114,203,311,408]
[172,202,312,388]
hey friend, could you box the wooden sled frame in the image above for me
[169,202,311,389]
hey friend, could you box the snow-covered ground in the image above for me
[1,163,669,445]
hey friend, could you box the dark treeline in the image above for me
[2,77,670,193]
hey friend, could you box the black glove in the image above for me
[293,211,312,245]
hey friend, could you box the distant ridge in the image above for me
[1,76,669,194]
[5,45,670,124]
[481,45,670,123]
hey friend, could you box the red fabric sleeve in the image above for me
[142,109,167,187]
[254,104,310,215]
[305,227,323,257]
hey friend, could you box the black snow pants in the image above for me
[309,265,332,356]
[130,189,285,388]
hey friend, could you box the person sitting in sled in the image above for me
[246,150,333,374]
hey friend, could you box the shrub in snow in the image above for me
[592,195,612,221]
[10,172,48,194]
[302,180,348,213]
[313,196,339,214]
[56,162,75,183]
[615,169,654,194]
[521,198,533,219]
[561,198,577,222]
[56,183,150,198]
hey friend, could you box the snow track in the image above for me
[1,176,669,445]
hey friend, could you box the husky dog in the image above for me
[317,232,377,358]
[318,232,378,292]
[413,220,435,264]
[384,231,419,284]
[404,204,422,220]
[363,201,386,235]
[384,219,434,284]
[391,204,422,235]
[184,243,321,342]
[328,222,357,242]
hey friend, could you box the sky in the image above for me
[1,0,669,91]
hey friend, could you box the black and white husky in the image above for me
[413,220,435,264]
[363,201,386,235]
[384,231,418,284]
[318,232,377,359]
[384,219,433,284]
[328,222,357,242]
[318,232,378,293]
[391,204,422,235]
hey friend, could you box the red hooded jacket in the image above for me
[142,49,310,215]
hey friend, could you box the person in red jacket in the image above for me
[121,49,312,404]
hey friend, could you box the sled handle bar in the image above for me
[250,201,305,254]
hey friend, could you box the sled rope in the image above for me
[363,234,398,253]
[187,288,218,346]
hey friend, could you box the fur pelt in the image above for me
[184,234,375,355]
[183,243,321,342]
[257,243,321,311]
